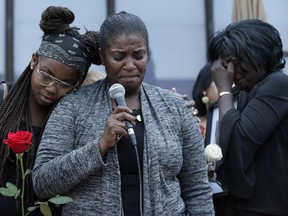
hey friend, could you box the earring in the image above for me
[201,92,209,104]
[30,66,33,70]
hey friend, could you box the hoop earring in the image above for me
[201,92,209,104]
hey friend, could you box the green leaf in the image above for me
[27,205,39,212]
[39,203,52,216]
[14,189,21,199]
[0,187,14,197]
[48,195,73,204]
[0,182,19,197]
[25,169,32,177]
[6,182,18,192]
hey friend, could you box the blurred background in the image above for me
[1,0,288,98]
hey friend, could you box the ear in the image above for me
[98,48,104,65]
[30,53,38,70]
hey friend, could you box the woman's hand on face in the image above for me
[211,58,234,92]
[98,107,136,155]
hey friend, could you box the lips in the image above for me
[120,74,138,78]
[40,94,55,105]
[119,75,139,82]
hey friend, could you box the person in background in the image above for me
[208,19,288,215]
[192,63,218,139]
[0,6,100,216]
[32,11,214,215]
[192,63,231,214]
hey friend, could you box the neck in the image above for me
[125,93,141,110]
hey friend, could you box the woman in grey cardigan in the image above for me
[32,11,214,215]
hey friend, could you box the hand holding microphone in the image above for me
[98,83,137,156]
[98,106,135,154]
[109,83,138,146]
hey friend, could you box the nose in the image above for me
[44,82,59,94]
[123,57,136,71]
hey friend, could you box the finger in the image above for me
[189,100,195,106]
[227,62,234,72]
[185,100,194,108]
[114,133,123,142]
[113,111,136,126]
[113,106,133,114]
[182,94,189,101]
[103,120,127,143]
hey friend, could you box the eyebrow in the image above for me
[111,46,147,52]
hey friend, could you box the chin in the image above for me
[38,97,56,108]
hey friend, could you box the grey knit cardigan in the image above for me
[32,79,214,216]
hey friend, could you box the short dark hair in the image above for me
[208,19,285,74]
[99,11,150,57]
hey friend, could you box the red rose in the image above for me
[4,130,33,154]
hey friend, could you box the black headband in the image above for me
[37,33,90,77]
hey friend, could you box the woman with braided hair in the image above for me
[0,6,101,216]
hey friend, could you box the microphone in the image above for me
[109,83,137,146]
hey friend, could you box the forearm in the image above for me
[32,140,105,198]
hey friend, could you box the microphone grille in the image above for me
[109,83,125,99]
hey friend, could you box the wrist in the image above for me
[98,139,110,156]
[218,91,232,98]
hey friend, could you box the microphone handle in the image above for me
[114,96,137,146]
[126,122,137,146]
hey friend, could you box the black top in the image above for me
[217,71,288,214]
[117,109,144,216]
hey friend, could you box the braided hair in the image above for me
[0,6,100,205]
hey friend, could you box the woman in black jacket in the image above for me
[209,19,288,216]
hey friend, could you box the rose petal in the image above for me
[4,130,33,154]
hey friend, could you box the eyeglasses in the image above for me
[36,58,78,95]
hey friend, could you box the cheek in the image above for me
[105,65,119,79]
[30,75,45,102]
[104,59,122,72]
[234,68,243,80]
[139,63,147,73]
[138,58,148,71]
[30,73,40,92]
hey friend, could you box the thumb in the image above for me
[227,62,234,73]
